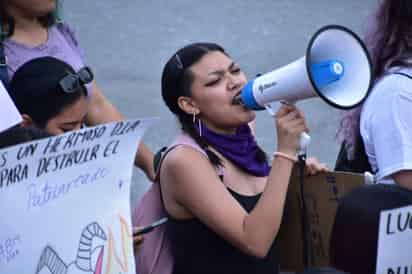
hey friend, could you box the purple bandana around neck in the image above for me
[197,123,271,177]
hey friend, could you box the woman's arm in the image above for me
[162,146,293,258]
[85,81,155,181]
[161,105,307,258]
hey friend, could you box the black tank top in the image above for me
[168,188,279,274]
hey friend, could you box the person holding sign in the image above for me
[9,56,90,135]
[158,43,327,274]
[8,55,146,250]
[0,0,155,180]
[337,0,412,189]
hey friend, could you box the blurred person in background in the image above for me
[0,0,155,180]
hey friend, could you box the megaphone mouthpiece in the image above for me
[232,93,244,106]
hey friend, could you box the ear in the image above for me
[177,96,200,115]
[20,114,34,128]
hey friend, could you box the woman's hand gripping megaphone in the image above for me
[269,101,311,156]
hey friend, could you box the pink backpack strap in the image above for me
[170,133,208,155]
[133,183,172,274]
[154,133,224,181]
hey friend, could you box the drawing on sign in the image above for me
[36,222,106,274]
[35,215,132,274]
[105,215,133,273]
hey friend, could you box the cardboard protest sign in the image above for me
[0,82,22,133]
[0,118,154,274]
[278,169,365,272]
[376,205,412,274]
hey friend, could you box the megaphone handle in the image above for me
[264,104,276,116]
[264,103,311,155]
[299,132,311,156]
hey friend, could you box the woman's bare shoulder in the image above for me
[162,145,210,171]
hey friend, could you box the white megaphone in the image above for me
[236,25,372,155]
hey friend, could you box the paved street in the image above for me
[64,0,376,205]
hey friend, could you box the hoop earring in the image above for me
[192,112,202,137]
[198,119,202,137]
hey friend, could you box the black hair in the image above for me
[365,0,412,80]
[10,57,87,129]
[161,42,267,168]
[330,184,412,274]
[0,1,55,38]
[0,126,50,149]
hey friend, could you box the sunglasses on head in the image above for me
[59,66,94,94]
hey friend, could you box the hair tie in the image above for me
[175,54,184,69]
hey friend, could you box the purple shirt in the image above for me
[4,23,91,94]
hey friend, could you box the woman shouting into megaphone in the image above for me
[155,42,328,274]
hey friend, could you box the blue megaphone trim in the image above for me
[310,60,344,88]
[240,80,265,110]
